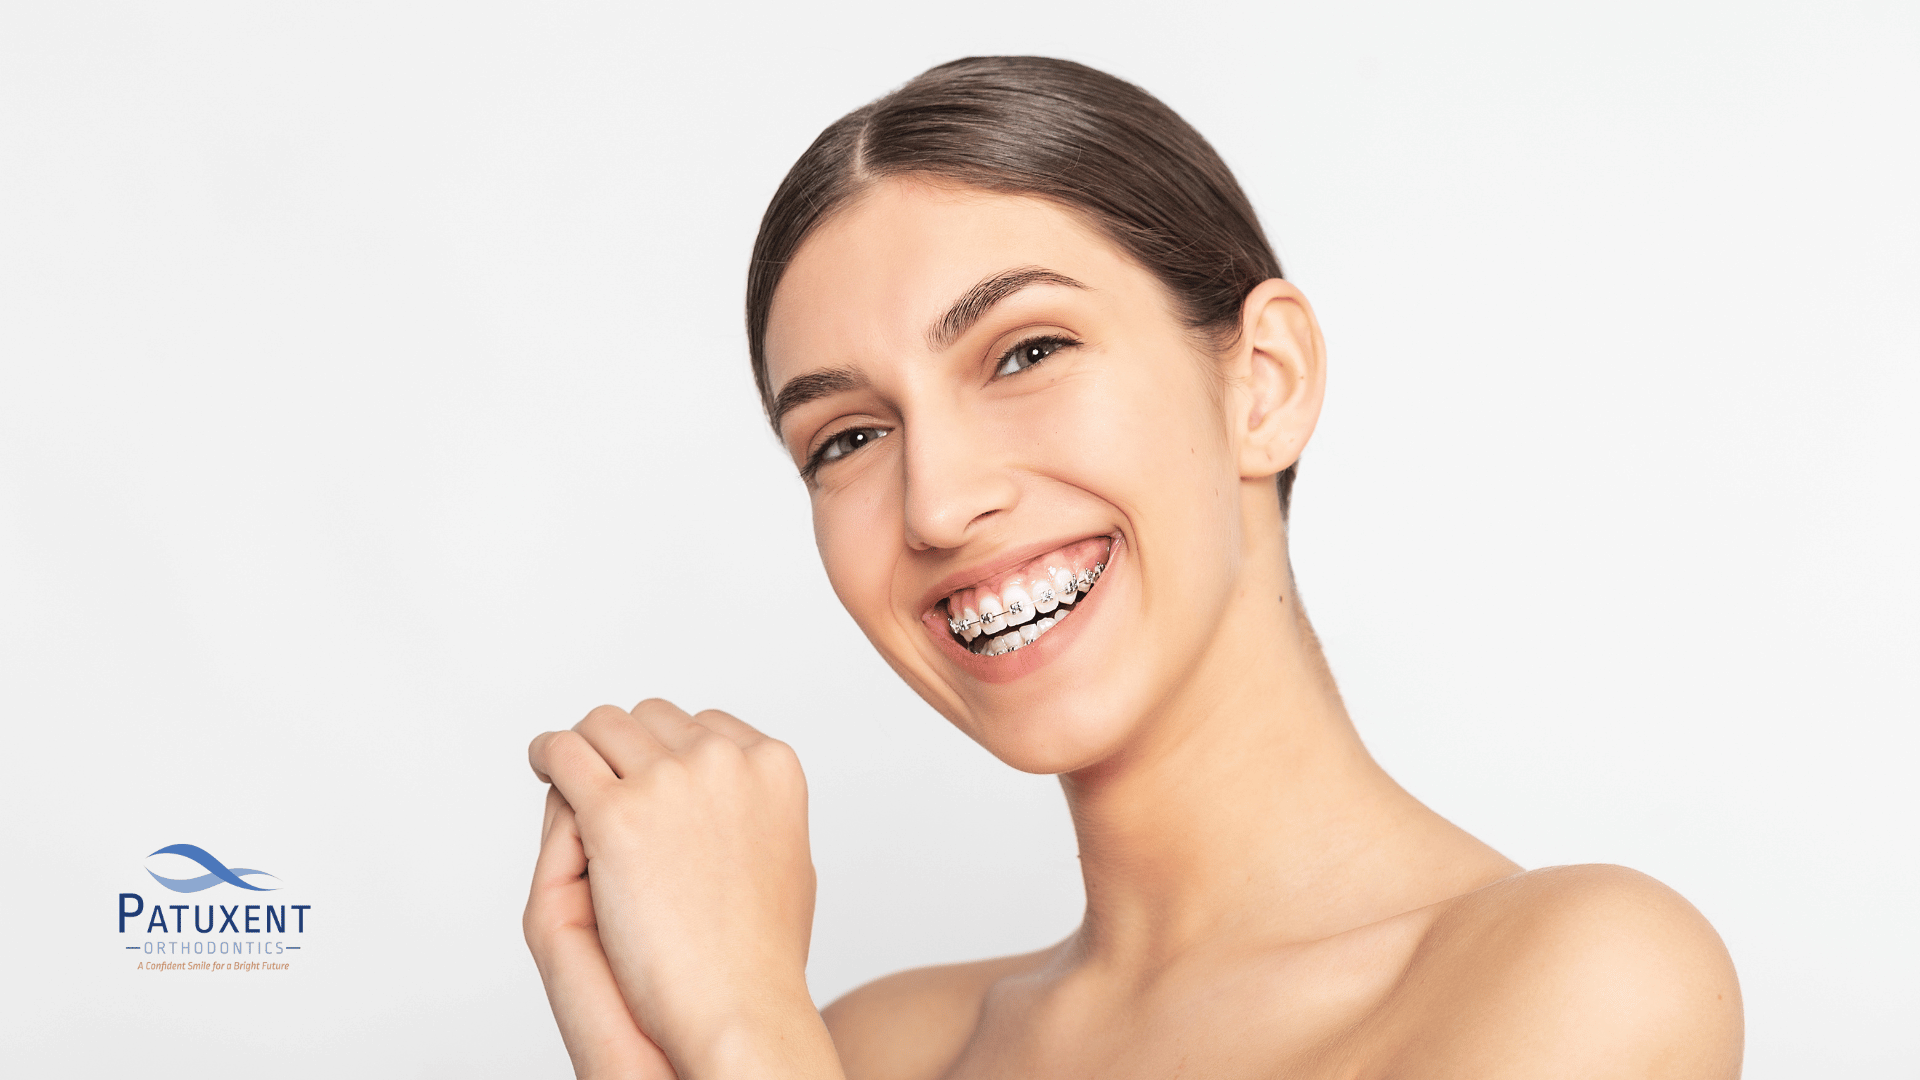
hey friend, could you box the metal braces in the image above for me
[950,563,1104,638]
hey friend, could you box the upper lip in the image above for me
[915,532,1116,617]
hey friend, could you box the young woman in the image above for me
[523,57,1742,1079]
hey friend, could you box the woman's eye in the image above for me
[816,426,888,466]
[993,335,1076,377]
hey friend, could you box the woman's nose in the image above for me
[900,408,1019,551]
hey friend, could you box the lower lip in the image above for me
[921,537,1123,685]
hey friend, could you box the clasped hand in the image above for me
[524,700,823,1080]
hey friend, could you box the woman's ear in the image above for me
[1227,279,1326,480]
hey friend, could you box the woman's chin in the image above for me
[967,709,1136,776]
[950,656,1166,775]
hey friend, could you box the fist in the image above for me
[528,700,817,1063]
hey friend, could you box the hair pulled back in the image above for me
[747,55,1295,509]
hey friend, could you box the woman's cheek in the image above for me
[811,479,902,639]
[1053,357,1219,495]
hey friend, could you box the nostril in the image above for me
[906,507,1003,551]
[900,453,1021,550]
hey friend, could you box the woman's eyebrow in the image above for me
[928,266,1089,351]
[770,267,1088,436]
[770,366,868,435]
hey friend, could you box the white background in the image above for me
[1,2,1914,1076]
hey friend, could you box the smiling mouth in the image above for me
[939,536,1112,656]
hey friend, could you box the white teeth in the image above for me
[944,545,1112,653]
[978,593,1008,634]
[971,607,1073,655]
[1049,566,1076,605]
[1002,584,1035,626]
[1032,580,1059,613]
[952,591,983,641]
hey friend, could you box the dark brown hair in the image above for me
[747,55,1296,510]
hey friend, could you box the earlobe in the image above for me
[1234,280,1326,480]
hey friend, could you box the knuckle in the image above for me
[521,906,578,954]
[750,736,800,770]
[522,893,559,946]
[546,731,603,778]
[750,740,807,794]
[687,731,739,767]
[576,703,629,732]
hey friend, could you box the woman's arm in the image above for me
[526,700,845,1080]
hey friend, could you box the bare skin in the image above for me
[524,178,1742,1079]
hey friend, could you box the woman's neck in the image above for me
[1058,497,1516,968]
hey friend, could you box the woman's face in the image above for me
[764,179,1270,775]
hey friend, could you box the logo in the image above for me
[118,842,311,972]
[146,844,280,893]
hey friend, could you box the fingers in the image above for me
[528,729,617,803]
[538,923,677,1080]
[685,706,773,751]
[533,700,779,792]
[531,789,587,898]
[570,700,713,779]
[627,698,711,752]
[571,699,756,774]
[541,785,567,842]
[574,704,668,779]
[533,701,690,790]
[525,790,676,1080]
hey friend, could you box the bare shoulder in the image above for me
[822,948,1053,1080]
[1371,864,1743,1079]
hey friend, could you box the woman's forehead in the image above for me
[762,180,1136,381]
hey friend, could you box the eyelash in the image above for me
[802,334,1081,480]
[802,426,888,482]
[993,334,1080,378]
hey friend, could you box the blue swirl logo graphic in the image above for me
[146,844,280,893]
